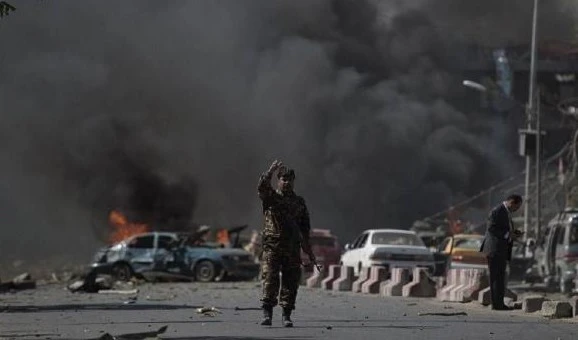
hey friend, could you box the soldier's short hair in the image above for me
[277,166,295,180]
[506,194,523,204]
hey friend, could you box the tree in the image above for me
[0,1,15,18]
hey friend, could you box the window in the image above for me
[570,223,578,245]
[158,235,176,249]
[351,234,364,248]
[438,237,451,253]
[453,238,483,250]
[557,227,566,245]
[128,235,154,249]
[371,232,425,247]
[358,233,369,248]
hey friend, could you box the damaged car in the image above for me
[89,231,260,282]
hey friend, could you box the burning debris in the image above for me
[108,210,149,245]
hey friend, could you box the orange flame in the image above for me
[108,210,149,244]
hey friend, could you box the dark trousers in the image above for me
[487,255,507,308]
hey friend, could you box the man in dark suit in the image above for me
[480,194,523,310]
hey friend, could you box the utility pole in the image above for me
[522,0,539,241]
[535,88,542,239]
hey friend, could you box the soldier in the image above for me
[257,160,316,327]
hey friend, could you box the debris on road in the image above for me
[418,311,468,316]
[0,273,37,292]
[96,325,168,340]
[68,270,140,294]
[196,306,222,316]
[98,289,139,295]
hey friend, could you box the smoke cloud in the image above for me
[0,0,575,268]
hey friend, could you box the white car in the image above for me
[340,229,435,275]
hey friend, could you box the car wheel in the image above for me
[111,262,133,282]
[195,260,217,282]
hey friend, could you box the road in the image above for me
[0,281,576,340]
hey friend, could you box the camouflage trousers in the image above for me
[260,248,302,310]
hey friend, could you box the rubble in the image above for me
[67,270,141,294]
[541,301,573,319]
[96,325,167,340]
[522,296,546,313]
[0,272,37,292]
[196,306,222,317]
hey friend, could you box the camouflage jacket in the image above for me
[257,171,310,252]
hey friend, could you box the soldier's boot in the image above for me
[260,306,273,326]
[282,308,293,327]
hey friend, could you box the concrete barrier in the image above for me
[332,266,355,291]
[306,267,327,289]
[321,265,341,290]
[448,269,488,303]
[478,286,517,306]
[351,267,371,293]
[541,301,572,318]
[402,268,436,298]
[437,269,460,301]
[570,296,578,317]
[522,296,546,313]
[381,268,410,297]
[448,269,471,302]
[361,266,387,294]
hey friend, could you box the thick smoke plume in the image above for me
[0,0,576,267]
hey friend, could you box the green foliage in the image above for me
[0,1,15,18]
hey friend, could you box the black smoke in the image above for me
[0,0,576,267]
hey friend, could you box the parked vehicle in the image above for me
[89,231,260,282]
[536,209,578,293]
[437,234,487,269]
[301,229,341,272]
[339,229,435,276]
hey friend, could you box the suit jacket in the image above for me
[479,203,513,260]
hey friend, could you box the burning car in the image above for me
[89,231,260,282]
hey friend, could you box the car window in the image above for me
[453,238,482,250]
[371,232,425,247]
[438,237,451,253]
[358,233,369,248]
[557,227,566,245]
[158,235,176,249]
[128,235,154,249]
[351,234,364,248]
[570,223,578,245]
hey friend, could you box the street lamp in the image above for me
[461,0,542,242]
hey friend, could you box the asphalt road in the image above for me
[0,281,576,340]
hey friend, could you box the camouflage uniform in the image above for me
[258,170,310,311]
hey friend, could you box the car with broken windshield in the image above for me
[89,231,260,282]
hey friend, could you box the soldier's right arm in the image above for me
[258,160,282,201]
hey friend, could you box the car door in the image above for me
[356,233,371,270]
[125,234,156,272]
[340,233,363,267]
[154,234,179,271]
